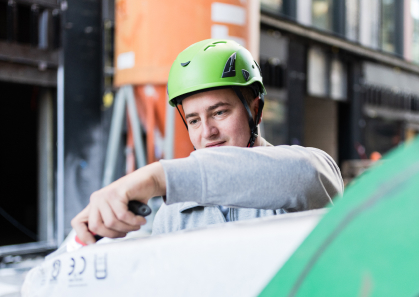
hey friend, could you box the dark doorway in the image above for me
[364,117,403,156]
[0,81,39,245]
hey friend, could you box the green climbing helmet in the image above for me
[167,39,266,106]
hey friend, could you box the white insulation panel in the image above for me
[22,209,325,297]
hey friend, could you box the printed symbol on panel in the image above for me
[51,260,61,280]
[79,256,86,275]
[69,257,75,275]
[67,256,88,286]
[68,256,86,276]
[94,254,107,280]
[40,267,46,285]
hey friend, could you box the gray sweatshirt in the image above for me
[152,145,343,235]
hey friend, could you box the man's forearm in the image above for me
[122,162,167,201]
[160,145,343,211]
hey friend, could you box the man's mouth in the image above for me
[205,141,226,148]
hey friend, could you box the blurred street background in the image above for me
[1,0,419,295]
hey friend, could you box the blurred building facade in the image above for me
[1,0,419,261]
[0,0,61,257]
[0,0,109,260]
[259,0,419,163]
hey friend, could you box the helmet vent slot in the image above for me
[204,45,216,51]
[242,69,250,81]
[181,61,190,67]
[212,41,227,44]
[221,52,237,78]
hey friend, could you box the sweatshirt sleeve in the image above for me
[159,145,344,212]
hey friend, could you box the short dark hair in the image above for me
[239,83,260,107]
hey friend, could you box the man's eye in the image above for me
[189,119,198,125]
[215,110,225,116]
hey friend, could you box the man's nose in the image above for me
[202,120,218,139]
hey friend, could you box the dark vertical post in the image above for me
[394,0,404,57]
[339,60,364,163]
[333,0,345,37]
[287,38,306,145]
[7,0,17,42]
[0,2,7,40]
[282,0,297,19]
[30,4,39,47]
[51,9,61,49]
[62,0,104,235]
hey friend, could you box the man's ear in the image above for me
[257,110,263,125]
[252,96,262,124]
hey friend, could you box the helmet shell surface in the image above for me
[167,39,266,106]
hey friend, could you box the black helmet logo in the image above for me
[222,52,236,78]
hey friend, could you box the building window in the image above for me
[307,46,347,101]
[0,2,60,48]
[307,46,328,97]
[312,0,333,31]
[261,90,288,145]
[259,30,288,145]
[330,58,347,101]
[261,0,283,14]
[412,0,419,63]
[359,0,381,49]
[381,0,396,53]
[345,0,359,42]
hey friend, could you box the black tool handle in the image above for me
[128,200,152,217]
[93,201,151,241]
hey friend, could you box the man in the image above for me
[72,39,344,244]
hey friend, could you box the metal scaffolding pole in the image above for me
[102,86,147,187]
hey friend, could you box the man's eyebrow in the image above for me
[185,102,231,120]
[206,102,231,112]
[185,112,199,120]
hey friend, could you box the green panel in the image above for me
[260,137,419,297]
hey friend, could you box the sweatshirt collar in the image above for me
[179,202,203,213]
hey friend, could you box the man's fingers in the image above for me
[110,199,147,227]
[71,206,96,245]
[81,183,150,241]
[100,201,144,233]
[73,220,96,245]
[88,203,127,239]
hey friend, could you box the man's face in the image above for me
[182,88,254,149]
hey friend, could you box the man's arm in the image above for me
[72,145,342,242]
[160,145,343,211]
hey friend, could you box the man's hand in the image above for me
[71,162,166,245]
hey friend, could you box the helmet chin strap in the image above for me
[175,105,196,151]
[231,87,264,148]
[176,104,189,130]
